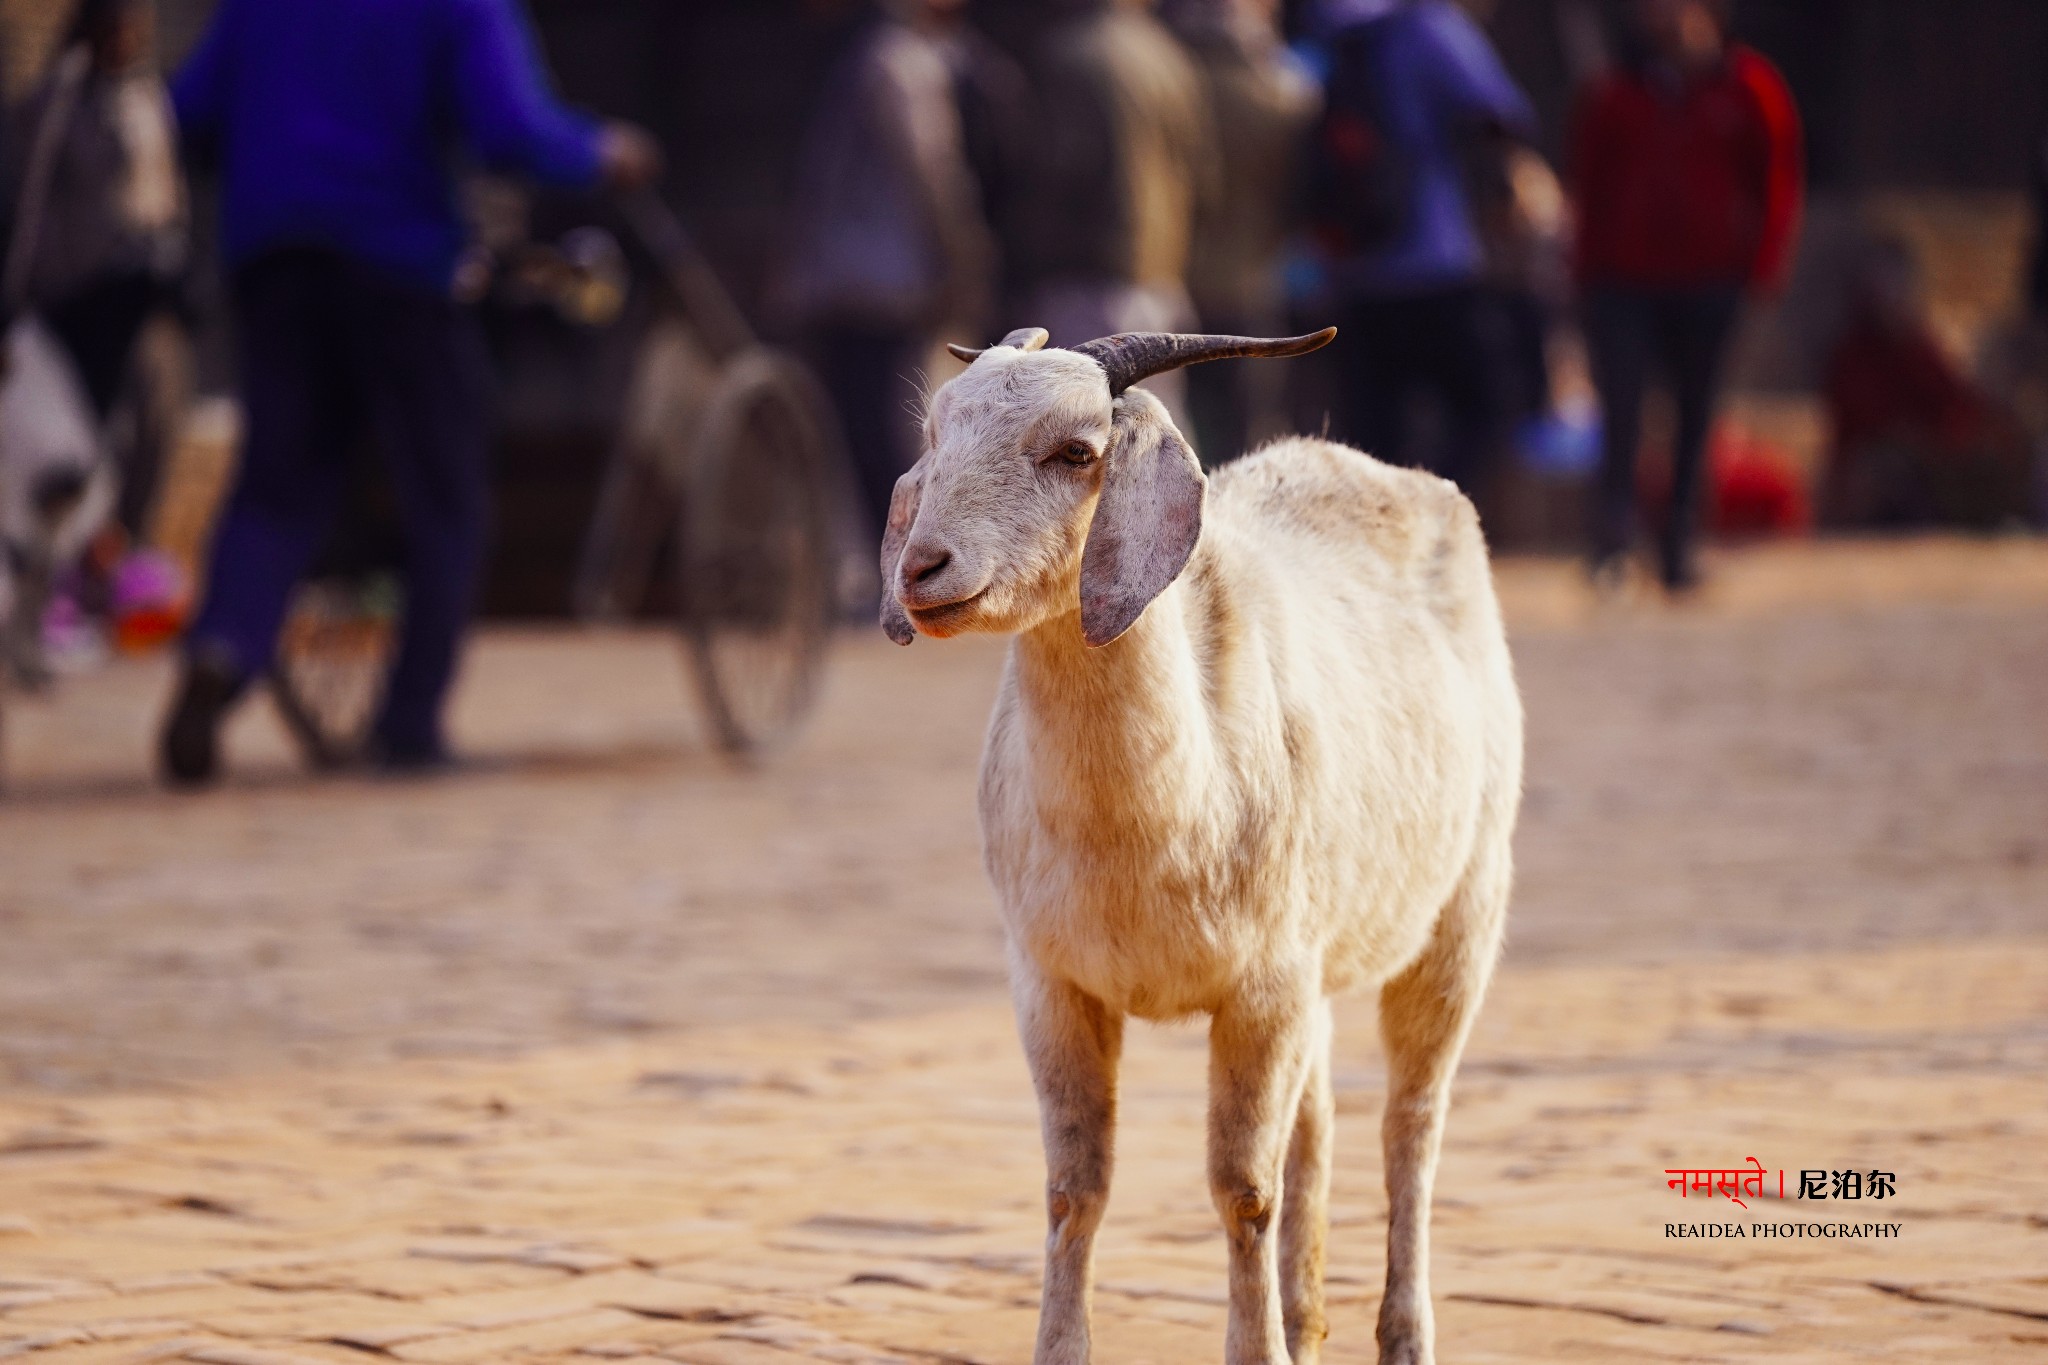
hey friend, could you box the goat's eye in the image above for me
[1057,440,1097,467]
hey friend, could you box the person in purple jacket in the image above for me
[160,0,660,785]
[1312,0,1533,494]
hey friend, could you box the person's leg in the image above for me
[1656,286,1745,589]
[1496,286,1553,424]
[1186,338,1253,469]
[40,272,158,420]
[813,325,925,545]
[44,273,168,540]
[165,253,353,783]
[1333,295,1412,465]
[1427,286,1514,497]
[344,267,494,764]
[1581,287,1652,572]
[1189,303,1288,468]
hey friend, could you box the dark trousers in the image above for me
[44,271,167,536]
[189,248,491,755]
[1582,284,1744,584]
[1185,305,1279,469]
[1330,286,1511,493]
[43,270,160,419]
[809,324,927,543]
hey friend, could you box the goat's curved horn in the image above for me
[946,327,1051,365]
[1070,328,1337,396]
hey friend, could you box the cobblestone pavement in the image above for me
[2,538,2046,1362]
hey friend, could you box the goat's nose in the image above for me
[904,545,951,585]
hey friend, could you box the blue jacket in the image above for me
[174,0,604,293]
[1325,0,1532,295]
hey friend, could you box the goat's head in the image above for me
[880,325,1334,648]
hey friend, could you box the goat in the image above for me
[879,327,1522,1365]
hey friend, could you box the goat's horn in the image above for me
[1070,328,1337,396]
[946,326,1051,365]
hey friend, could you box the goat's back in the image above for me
[1207,437,1498,650]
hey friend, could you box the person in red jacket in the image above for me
[1571,0,1802,591]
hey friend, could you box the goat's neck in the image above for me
[1010,564,1217,831]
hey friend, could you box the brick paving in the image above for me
[2,539,2046,1362]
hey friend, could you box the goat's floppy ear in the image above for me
[1079,389,1205,648]
[878,462,924,645]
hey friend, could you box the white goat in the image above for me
[880,327,1522,1365]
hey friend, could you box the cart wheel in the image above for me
[269,571,402,768]
[573,318,717,621]
[677,349,839,758]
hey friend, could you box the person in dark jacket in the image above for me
[1015,0,1214,417]
[6,0,185,424]
[160,0,660,784]
[780,0,996,544]
[1572,0,1802,592]
[1312,0,1534,494]
[1165,0,1319,467]
[2026,125,2048,323]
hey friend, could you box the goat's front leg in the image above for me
[1210,978,1318,1365]
[1014,964,1124,1365]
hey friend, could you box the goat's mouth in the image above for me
[906,588,988,637]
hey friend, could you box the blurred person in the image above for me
[2028,125,2048,323]
[1821,236,2031,530]
[941,4,1033,319]
[1309,0,1534,493]
[4,0,185,430]
[2,0,188,666]
[1015,0,1214,416]
[1475,143,1572,433]
[781,0,997,544]
[1163,0,1319,467]
[1572,0,1802,592]
[159,0,662,785]
[1996,124,2048,520]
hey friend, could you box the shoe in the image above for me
[371,736,456,777]
[1587,551,1631,600]
[1660,552,1703,597]
[161,649,244,787]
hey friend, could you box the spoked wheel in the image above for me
[268,571,402,768]
[677,350,839,758]
[573,319,717,621]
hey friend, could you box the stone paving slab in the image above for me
[3,941,2043,1362]
[4,538,2047,1361]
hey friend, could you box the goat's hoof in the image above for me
[1374,1333,1431,1365]
[1375,1315,1431,1365]
[1284,1317,1328,1365]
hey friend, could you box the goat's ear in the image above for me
[879,462,925,645]
[1079,390,1205,648]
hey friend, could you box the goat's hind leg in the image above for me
[1281,998,1334,1365]
[1375,851,1509,1365]
[1014,966,1124,1365]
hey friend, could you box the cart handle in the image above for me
[616,187,757,363]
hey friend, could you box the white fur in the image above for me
[883,339,1522,1365]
